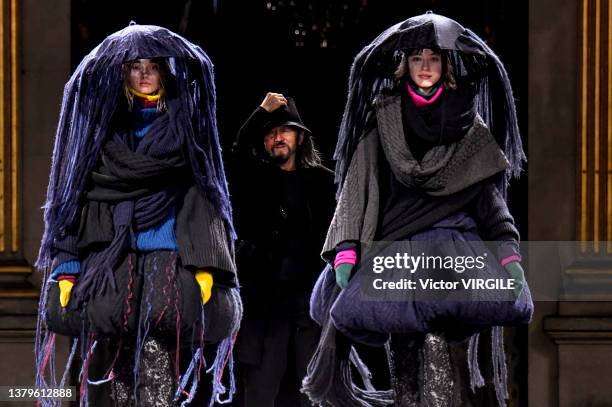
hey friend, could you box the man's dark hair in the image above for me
[257,127,322,168]
[297,130,322,168]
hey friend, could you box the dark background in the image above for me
[71,0,529,236]
[71,0,528,404]
[72,0,528,227]
[71,0,527,167]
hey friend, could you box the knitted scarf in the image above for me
[73,100,187,304]
[36,24,235,274]
[402,82,475,146]
[376,92,508,196]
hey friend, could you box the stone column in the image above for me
[530,0,612,405]
[0,0,70,389]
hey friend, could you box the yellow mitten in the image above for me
[195,270,213,304]
[58,280,74,308]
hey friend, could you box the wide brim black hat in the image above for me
[379,12,482,54]
[261,97,311,136]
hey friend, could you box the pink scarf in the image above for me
[406,82,444,107]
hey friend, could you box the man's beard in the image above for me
[270,154,289,164]
[268,144,293,164]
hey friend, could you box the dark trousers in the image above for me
[241,311,320,407]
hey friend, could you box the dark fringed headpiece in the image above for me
[35,23,235,270]
[334,11,525,198]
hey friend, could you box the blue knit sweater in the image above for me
[52,98,177,279]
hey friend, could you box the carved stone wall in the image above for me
[530,0,612,405]
[0,0,70,391]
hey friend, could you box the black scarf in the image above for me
[74,108,188,303]
[401,83,476,161]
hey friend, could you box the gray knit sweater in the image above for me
[51,183,238,287]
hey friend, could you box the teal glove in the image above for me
[505,262,525,298]
[335,263,353,289]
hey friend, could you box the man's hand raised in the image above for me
[260,92,288,112]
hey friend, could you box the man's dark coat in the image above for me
[229,106,336,365]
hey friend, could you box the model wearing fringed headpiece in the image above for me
[35,23,242,406]
[303,12,533,407]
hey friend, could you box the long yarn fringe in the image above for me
[78,335,97,407]
[207,334,237,406]
[467,333,485,392]
[492,326,508,407]
[175,348,202,406]
[467,328,509,407]
[174,304,206,406]
[36,252,240,407]
[302,307,393,407]
[35,270,80,407]
[132,256,156,405]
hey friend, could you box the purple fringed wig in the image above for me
[36,22,234,272]
[34,23,241,406]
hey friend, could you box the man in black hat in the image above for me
[229,92,336,406]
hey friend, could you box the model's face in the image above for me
[263,126,303,164]
[127,58,161,94]
[408,49,443,92]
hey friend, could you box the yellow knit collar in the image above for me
[128,87,164,101]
